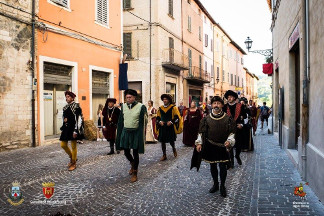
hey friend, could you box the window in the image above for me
[234,75,236,86]
[241,57,244,65]
[123,33,132,58]
[169,37,174,62]
[166,82,176,104]
[238,76,240,87]
[205,61,207,72]
[231,74,233,85]
[199,55,202,74]
[217,67,219,79]
[51,0,69,8]
[211,39,213,51]
[96,0,109,26]
[188,49,192,74]
[222,70,225,81]
[123,0,131,9]
[211,64,214,78]
[188,16,192,32]
[242,78,244,87]
[168,0,173,17]
[199,26,202,41]
[205,34,208,47]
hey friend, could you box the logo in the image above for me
[294,183,307,198]
[7,181,24,206]
[42,182,55,199]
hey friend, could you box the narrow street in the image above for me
[0,121,324,216]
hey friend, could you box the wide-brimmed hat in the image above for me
[211,96,224,105]
[124,89,137,97]
[161,94,173,103]
[64,91,76,99]
[224,90,238,100]
[106,98,117,104]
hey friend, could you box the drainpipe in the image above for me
[31,0,36,147]
[149,0,152,100]
[301,0,310,180]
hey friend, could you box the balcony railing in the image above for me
[162,48,189,71]
[183,66,211,84]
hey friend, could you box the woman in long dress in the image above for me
[183,101,203,147]
[146,100,158,143]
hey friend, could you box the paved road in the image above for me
[0,123,324,216]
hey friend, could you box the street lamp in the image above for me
[244,36,272,58]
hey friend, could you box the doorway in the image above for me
[92,70,110,122]
[291,44,300,150]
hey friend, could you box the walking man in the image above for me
[156,94,182,161]
[60,91,84,171]
[260,102,270,129]
[223,90,246,168]
[116,89,148,182]
[102,98,120,155]
[196,96,236,197]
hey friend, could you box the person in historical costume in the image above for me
[195,96,236,197]
[102,98,121,155]
[183,101,203,147]
[116,89,148,183]
[60,91,84,171]
[146,100,158,143]
[250,101,258,136]
[241,98,254,152]
[222,90,246,168]
[155,94,183,161]
[177,101,186,117]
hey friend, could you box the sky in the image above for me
[200,0,272,77]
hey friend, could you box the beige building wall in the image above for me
[0,1,35,151]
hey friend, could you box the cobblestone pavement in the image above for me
[0,122,324,216]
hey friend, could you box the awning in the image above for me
[263,63,273,75]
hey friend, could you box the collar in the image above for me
[210,111,225,120]
[163,103,170,108]
[228,101,236,106]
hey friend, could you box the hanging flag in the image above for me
[263,63,273,75]
[119,63,128,90]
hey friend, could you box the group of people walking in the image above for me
[58,88,259,197]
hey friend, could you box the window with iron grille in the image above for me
[168,0,173,17]
[123,0,131,9]
[51,0,69,8]
[123,33,132,58]
[96,0,109,26]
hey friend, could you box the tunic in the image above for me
[102,106,121,141]
[156,104,182,143]
[60,102,84,141]
[242,106,254,151]
[183,109,202,147]
[116,102,148,154]
[196,112,236,163]
[146,107,158,142]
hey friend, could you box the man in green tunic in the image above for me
[116,89,148,183]
[156,94,183,161]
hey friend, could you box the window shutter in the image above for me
[199,26,201,40]
[211,39,213,51]
[123,0,131,9]
[97,0,109,26]
[188,16,191,31]
[217,67,219,78]
[51,0,69,8]
[169,37,174,49]
[168,0,173,16]
[123,33,132,58]
[205,34,208,47]
[188,49,192,74]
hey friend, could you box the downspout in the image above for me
[149,0,152,100]
[31,0,36,147]
[301,0,310,180]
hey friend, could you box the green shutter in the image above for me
[123,33,132,58]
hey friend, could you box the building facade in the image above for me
[36,0,122,145]
[270,0,324,201]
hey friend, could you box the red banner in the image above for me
[263,63,273,75]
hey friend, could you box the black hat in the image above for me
[211,96,224,105]
[64,91,76,99]
[106,98,117,104]
[161,94,173,103]
[124,89,137,97]
[224,90,238,100]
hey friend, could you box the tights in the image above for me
[210,163,227,186]
[124,149,139,170]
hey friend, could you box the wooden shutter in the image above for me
[123,33,132,58]
[44,62,72,85]
[92,70,110,94]
[188,49,192,74]
[168,0,173,16]
[97,0,109,25]
[169,37,174,49]
[51,0,69,8]
[205,34,208,47]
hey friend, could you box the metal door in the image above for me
[44,90,54,136]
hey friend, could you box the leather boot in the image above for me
[68,160,76,171]
[107,148,115,155]
[130,170,137,183]
[235,155,242,165]
[160,154,167,161]
[129,162,134,175]
[68,158,77,167]
[220,185,227,197]
[209,183,219,193]
[172,148,178,157]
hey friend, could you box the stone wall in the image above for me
[0,0,34,151]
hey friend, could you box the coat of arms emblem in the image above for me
[42,182,55,199]
[7,181,24,206]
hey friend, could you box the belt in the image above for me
[207,139,226,148]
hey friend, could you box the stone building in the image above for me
[0,0,34,151]
[269,0,324,201]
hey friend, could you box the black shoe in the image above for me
[107,150,115,155]
[220,185,227,197]
[117,150,120,154]
[235,156,242,165]
[209,184,219,193]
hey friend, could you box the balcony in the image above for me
[183,66,211,84]
[162,48,189,71]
